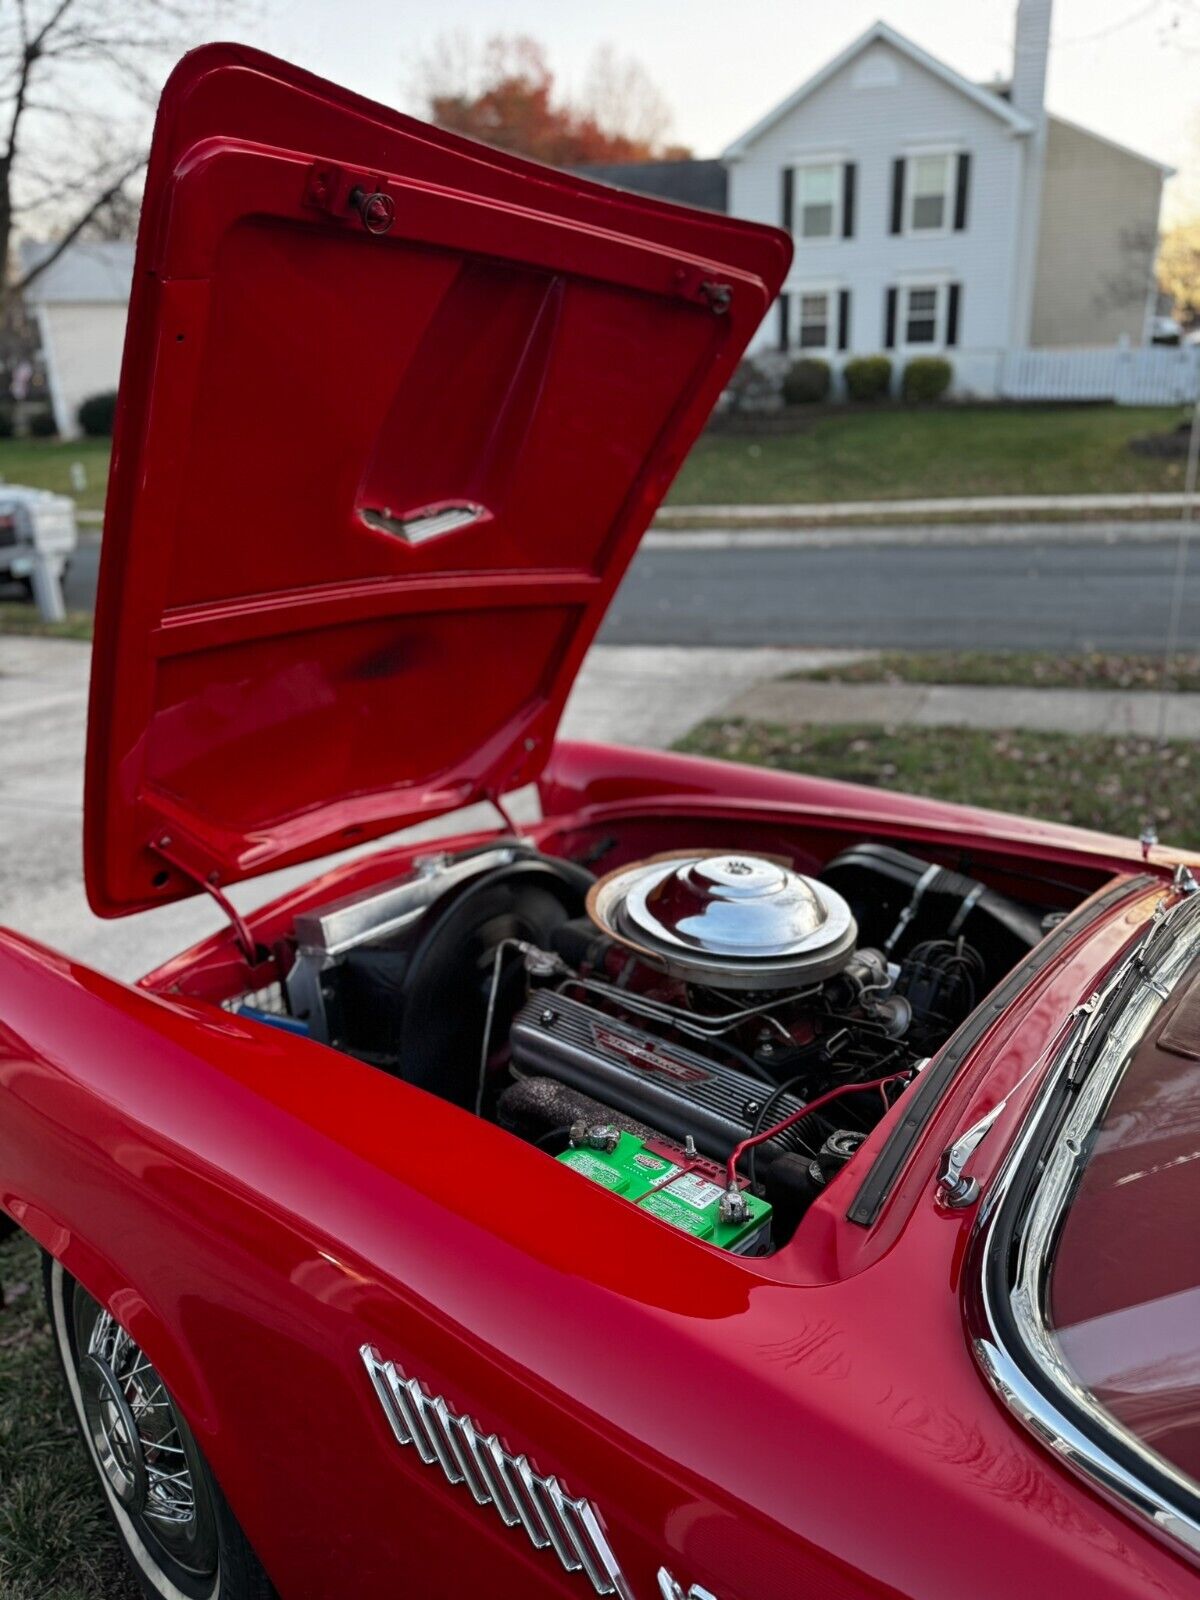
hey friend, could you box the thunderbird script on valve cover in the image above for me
[3,41,1200,1600]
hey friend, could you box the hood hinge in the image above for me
[150,834,259,966]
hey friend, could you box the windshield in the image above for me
[1048,965,1200,1486]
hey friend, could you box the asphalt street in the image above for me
[604,536,1200,651]
[32,530,1200,652]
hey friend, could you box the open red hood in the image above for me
[84,45,788,917]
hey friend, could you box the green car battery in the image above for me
[556,1130,772,1254]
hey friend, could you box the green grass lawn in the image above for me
[675,718,1199,848]
[667,405,1190,504]
[0,409,1184,519]
[0,440,109,515]
[791,649,1200,693]
[0,602,92,641]
[0,1232,138,1599]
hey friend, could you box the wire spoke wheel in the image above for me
[46,1257,273,1600]
[73,1294,219,1583]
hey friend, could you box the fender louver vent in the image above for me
[360,1346,633,1598]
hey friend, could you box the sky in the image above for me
[193,0,1200,219]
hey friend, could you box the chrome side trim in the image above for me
[360,1346,635,1598]
[971,886,1200,1561]
[657,1570,720,1600]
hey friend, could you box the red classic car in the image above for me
[2,41,1199,1600]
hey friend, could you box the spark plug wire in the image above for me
[725,1071,911,1192]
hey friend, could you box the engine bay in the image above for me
[240,836,1056,1254]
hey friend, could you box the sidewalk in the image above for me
[726,677,1200,739]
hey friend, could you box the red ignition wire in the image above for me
[725,1072,910,1191]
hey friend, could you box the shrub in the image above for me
[843,355,892,402]
[722,356,781,414]
[0,407,14,439]
[901,356,953,403]
[28,407,57,437]
[76,390,118,437]
[781,357,831,405]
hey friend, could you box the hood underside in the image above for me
[84,44,788,917]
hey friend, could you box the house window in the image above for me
[885,282,960,350]
[796,164,839,239]
[907,153,952,233]
[904,285,941,344]
[798,292,831,348]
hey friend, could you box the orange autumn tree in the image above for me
[414,35,690,165]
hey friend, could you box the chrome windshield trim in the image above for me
[971,884,1200,1562]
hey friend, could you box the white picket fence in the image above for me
[998,345,1200,406]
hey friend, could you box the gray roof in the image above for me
[20,239,134,305]
[569,159,728,214]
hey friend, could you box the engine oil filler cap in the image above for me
[587,851,856,990]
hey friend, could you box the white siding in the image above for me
[727,38,1025,390]
[1030,118,1166,347]
[34,302,127,438]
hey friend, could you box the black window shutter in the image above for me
[890,158,905,234]
[946,283,961,346]
[842,163,856,238]
[884,287,897,349]
[778,293,790,352]
[781,167,794,232]
[953,153,971,231]
[837,289,850,351]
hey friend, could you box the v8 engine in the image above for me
[268,838,1045,1253]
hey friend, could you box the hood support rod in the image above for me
[151,835,259,967]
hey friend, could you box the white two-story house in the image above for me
[723,0,1169,389]
[578,0,1171,396]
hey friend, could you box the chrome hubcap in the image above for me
[80,1351,147,1509]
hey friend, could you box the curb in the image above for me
[655,492,1200,527]
[642,520,1194,552]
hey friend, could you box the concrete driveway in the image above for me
[0,635,855,982]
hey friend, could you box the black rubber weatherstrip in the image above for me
[846,872,1157,1227]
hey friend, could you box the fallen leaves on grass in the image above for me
[675,719,1200,848]
[792,650,1200,693]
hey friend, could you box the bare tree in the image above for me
[1094,224,1161,316]
[0,0,233,309]
[579,45,673,155]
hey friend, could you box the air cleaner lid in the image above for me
[588,851,857,988]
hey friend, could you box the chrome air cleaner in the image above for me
[587,851,857,989]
